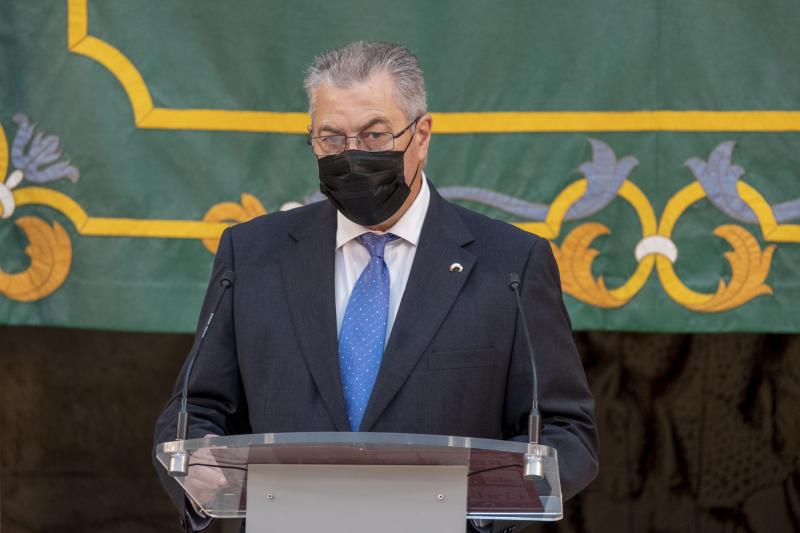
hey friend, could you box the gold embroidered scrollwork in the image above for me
[655,182,778,312]
[547,180,658,309]
[0,216,72,302]
[0,120,7,180]
[552,223,623,308]
[201,193,267,253]
[0,121,75,302]
[2,106,798,313]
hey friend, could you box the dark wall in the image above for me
[569,332,799,533]
[1,326,798,533]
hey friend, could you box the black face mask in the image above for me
[317,146,420,227]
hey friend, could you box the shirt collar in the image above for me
[336,172,430,249]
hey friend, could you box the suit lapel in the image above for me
[280,203,350,431]
[360,186,476,432]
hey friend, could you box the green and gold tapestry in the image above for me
[1,0,799,332]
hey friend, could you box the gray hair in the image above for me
[304,41,427,122]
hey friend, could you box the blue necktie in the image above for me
[339,232,399,431]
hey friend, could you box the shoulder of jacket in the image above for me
[447,201,545,251]
[227,201,326,242]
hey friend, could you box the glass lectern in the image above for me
[156,432,562,532]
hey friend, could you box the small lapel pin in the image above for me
[449,262,463,273]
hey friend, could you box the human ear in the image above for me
[414,114,433,161]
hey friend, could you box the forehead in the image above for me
[311,71,406,131]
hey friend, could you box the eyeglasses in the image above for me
[307,117,420,156]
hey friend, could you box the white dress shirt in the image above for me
[335,173,430,340]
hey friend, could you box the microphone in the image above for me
[508,273,544,481]
[168,270,236,477]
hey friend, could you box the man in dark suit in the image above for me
[154,41,597,532]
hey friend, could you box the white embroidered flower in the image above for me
[0,169,23,219]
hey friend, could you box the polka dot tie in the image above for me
[339,232,399,431]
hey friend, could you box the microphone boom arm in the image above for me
[169,270,235,477]
[508,272,544,480]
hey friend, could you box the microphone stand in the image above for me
[168,270,235,477]
[509,273,544,481]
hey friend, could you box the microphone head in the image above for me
[220,270,236,287]
[508,272,521,289]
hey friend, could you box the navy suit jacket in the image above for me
[154,183,598,529]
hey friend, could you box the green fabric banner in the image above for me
[1,0,799,332]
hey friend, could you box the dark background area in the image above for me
[1,326,798,533]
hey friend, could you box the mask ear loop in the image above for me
[400,119,423,189]
[407,159,422,189]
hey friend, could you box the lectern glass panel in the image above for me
[156,432,563,521]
